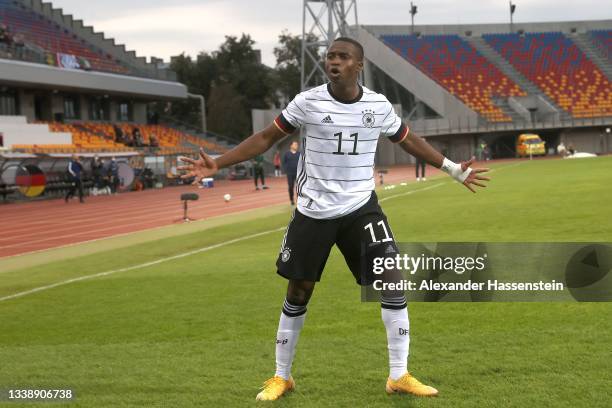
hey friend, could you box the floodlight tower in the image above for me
[509,1,516,33]
[301,0,359,91]
[410,2,418,34]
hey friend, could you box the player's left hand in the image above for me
[459,156,490,193]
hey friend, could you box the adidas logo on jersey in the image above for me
[321,115,334,124]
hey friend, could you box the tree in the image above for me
[163,32,328,139]
[164,34,276,139]
[214,34,275,110]
[273,30,320,103]
[206,83,251,137]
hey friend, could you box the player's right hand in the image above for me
[178,147,218,185]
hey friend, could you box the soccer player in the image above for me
[179,37,490,401]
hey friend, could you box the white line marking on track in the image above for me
[0,227,284,303]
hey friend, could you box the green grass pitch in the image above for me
[1,157,611,407]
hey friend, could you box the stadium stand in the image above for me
[0,115,71,150]
[0,0,128,74]
[483,32,612,118]
[380,34,527,122]
[6,118,229,155]
[589,30,611,60]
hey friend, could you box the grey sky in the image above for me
[48,0,611,66]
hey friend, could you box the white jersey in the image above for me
[274,83,408,219]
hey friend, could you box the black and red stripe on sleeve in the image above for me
[388,123,409,143]
[274,114,296,135]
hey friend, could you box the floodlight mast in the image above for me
[300,0,359,91]
[510,1,517,33]
[410,2,418,34]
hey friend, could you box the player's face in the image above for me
[325,42,363,84]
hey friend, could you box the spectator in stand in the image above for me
[113,125,124,144]
[133,127,143,147]
[282,140,300,206]
[65,154,84,203]
[91,154,104,195]
[252,154,268,190]
[0,24,12,46]
[273,149,281,177]
[108,157,119,194]
[149,133,159,148]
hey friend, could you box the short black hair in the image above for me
[333,37,364,60]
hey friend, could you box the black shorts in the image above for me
[276,192,398,286]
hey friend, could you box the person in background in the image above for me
[415,156,426,182]
[557,141,567,156]
[91,154,103,195]
[149,133,159,148]
[108,157,119,194]
[273,149,281,177]
[113,124,124,144]
[253,154,268,190]
[133,127,143,147]
[65,154,84,203]
[0,24,12,47]
[282,140,300,206]
[141,167,156,189]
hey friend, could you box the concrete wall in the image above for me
[79,95,89,121]
[560,127,611,154]
[18,90,35,121]
[133,103,147,124]
[51,95,63,118]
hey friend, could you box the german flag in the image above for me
[16,165,46,198]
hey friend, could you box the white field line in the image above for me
[1,163,521,302]
[0,227,284,303]
[379,182,445,202]
[378,160,522,203]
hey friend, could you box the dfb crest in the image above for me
[362,109,375,128]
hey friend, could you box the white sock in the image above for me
[275,301,306,380]
[382,306,410,380]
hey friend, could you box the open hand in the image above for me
[177,148,218,185]
[460,157,490,193]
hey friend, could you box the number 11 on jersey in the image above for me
[333,132,359,155]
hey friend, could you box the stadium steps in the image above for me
[572,33,612,81]
[492,98,526,122]
[465,36,569,119]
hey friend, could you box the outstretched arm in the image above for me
[178,122,288,184]
[398,129,490,193]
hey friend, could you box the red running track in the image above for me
[1,165,444,258]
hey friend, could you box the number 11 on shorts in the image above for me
[364,221,393,243]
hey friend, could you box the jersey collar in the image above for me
[327,83,363,104]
